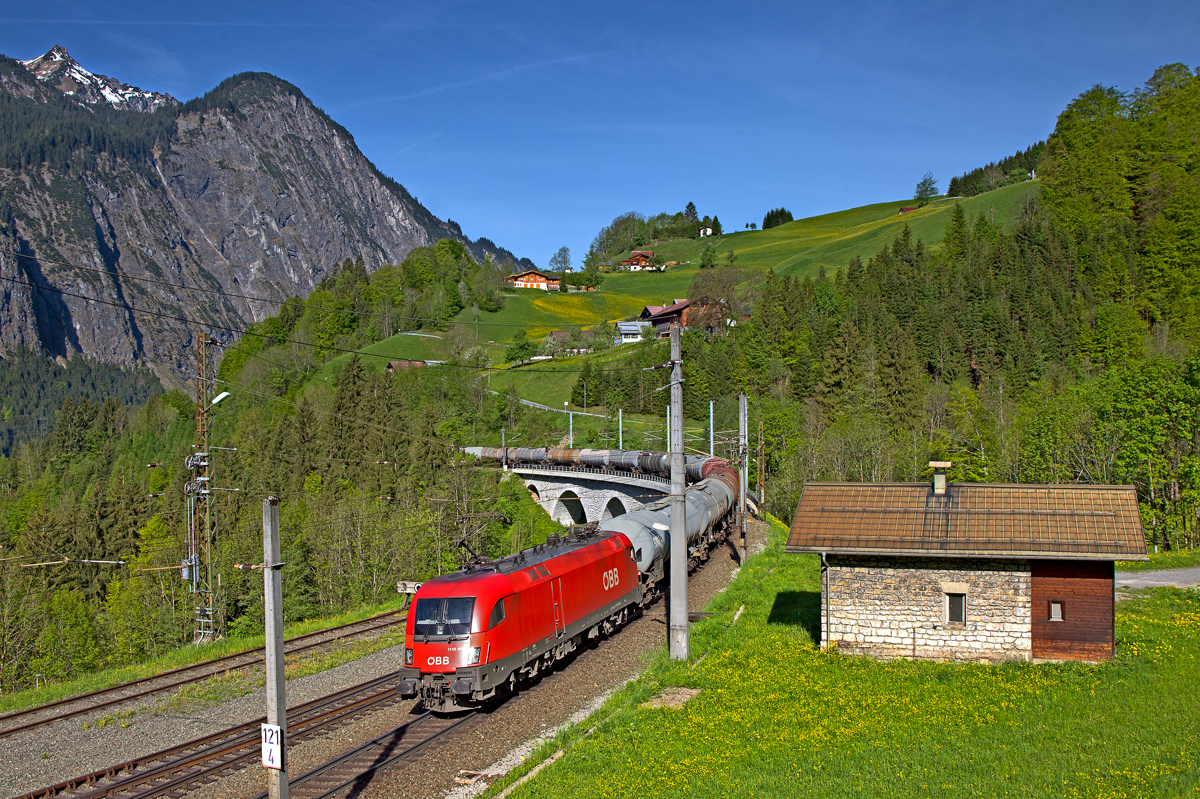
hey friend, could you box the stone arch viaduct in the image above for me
[507,464,670,525]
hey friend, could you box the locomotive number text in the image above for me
[427,655,450,666]
[601,568,620,591]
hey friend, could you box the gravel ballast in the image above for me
[5,521,767,799]
[0,644,407,797]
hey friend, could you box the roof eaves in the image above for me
[783,545,1148,561]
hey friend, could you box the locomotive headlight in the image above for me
[405,648,414,666]
[468,647,481,665]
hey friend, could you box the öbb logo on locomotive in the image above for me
[602,567,620,590]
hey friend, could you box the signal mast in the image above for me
[185,336,228,643]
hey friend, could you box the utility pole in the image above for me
[618,408,623,450]
[738,393,748,564]
[668,325,688,661]
[261,497,288,799]
[757,418,765,508]
[665,401,670,452]
[709,399,714,457]
[185,335,223,644]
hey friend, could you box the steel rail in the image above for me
[0,610,407,739]
[18,674,405,799]
[255,711,477,799]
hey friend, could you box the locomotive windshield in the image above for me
[413,597,475,639]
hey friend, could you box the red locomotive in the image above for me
[399,528,642,712]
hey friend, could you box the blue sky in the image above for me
[2,1,1197,267]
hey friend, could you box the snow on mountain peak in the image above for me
[20,45,179,113]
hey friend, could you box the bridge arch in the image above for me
[601,496,627,521]
[552,490,587,525]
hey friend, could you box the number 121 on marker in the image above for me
[261,723,283,769]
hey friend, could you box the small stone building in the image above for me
[785,465,1147,663]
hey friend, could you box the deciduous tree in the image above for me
[914,171,938,205]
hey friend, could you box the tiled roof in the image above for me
[786,482,1147,560]
[648,299,690,319]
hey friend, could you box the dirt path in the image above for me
[1115,567,1200,590]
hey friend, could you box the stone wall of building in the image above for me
[823,556,1032,662]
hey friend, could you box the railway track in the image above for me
[0,610,408,740]
[17,674,411,799]
[254,711,476,799]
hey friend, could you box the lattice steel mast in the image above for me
[185,336,223,643]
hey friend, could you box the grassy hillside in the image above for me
[306,182,1039,409]
[611,182,1037,278]
[447,183,1038,347]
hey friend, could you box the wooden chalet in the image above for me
[506,270,560,291]
[620,250,655,270]
[639,299,691,337]
[785,463,1147,663]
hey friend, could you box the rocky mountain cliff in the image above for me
[0,47,523,386]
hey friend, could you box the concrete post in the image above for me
[669,325,688,661]
[739,393,748,565]
[263,497,288,799]
[700,395,710,453]
[618,408,623,450]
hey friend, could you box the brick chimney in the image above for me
[929,461,952,496]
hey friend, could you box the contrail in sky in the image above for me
[343,54,595,109]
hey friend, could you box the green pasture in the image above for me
[307,331,507,384]
[1117,547,1200,573]
[447,275,695,345]
[485,515,1200,799]
[304,183,1040,413]
[608,182,1037,281]
[448,183,1038,348]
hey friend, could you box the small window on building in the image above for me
[947,593,966,624]
[1049,600,1064,622]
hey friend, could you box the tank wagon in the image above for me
[463,446,725,483]
[401,453,743,712]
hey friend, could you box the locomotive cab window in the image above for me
[413,597,476,639]
[487,597,508,630]
[946,593,966,625]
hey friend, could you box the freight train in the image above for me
[462,446,736,483]
[398,449,744,712]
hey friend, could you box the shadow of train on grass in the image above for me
[767,590,822,646]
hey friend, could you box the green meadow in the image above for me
[484,515,1200,799]
[309,183,1038,406]
[459,182,1038,346]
